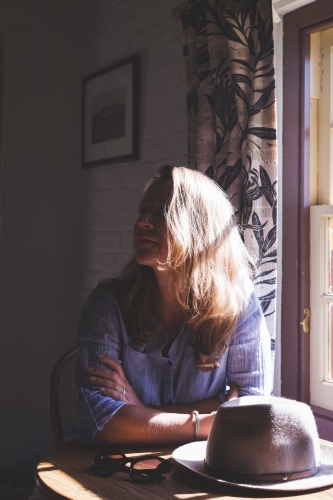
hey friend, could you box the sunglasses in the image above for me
[91,448,173,484]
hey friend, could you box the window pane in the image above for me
[327,304,333,380]
[329,218,333,294]
[310,206,333,410]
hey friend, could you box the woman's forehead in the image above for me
[141,178,173,204]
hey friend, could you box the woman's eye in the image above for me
[138,207,165,218]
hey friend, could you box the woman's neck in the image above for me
[154,270,183,337]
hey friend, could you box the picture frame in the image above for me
[82,55,140,168]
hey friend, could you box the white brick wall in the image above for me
[81,0,187,292]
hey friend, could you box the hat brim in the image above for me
[172,441,333,492]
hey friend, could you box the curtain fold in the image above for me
[179,0,278,362]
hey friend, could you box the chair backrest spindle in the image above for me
[49,346,78,447]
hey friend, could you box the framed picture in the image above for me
[82,55,140,168]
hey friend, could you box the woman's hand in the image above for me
[87,354,145,406]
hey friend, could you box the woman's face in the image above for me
[133,177,172,272]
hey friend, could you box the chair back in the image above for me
[49,346,78,447]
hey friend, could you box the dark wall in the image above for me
[0,0,187,467]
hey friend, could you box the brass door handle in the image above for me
[300,308,311,333]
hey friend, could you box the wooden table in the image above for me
[35,440,333,500]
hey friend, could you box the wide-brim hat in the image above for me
[172,397,333,492]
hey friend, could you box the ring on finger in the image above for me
[120,387,126,396]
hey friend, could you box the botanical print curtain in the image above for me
[179,0,278,365]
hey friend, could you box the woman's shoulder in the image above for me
[245,278,262,310]
[82,278,123,311]
[78,278,127,331]
[233,277,267,334]
[238,275,256,305]
[95,277,122,295]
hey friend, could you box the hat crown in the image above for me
[206,396,321,479]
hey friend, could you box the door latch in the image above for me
[300,308,311,333]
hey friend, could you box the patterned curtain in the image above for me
[179,0,278,365]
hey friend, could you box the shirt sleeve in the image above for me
[218,289,272,402]
[73,282,126,445]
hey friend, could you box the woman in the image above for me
[73,165,271,446]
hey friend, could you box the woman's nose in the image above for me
[136,214,154,228]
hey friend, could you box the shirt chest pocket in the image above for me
[122,345,157,405]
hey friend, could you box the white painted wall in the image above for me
[273,0,316,16]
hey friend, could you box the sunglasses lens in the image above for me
[91,464,112,476]
[92,449,173,483]
[91,450,125,476]
[132,458,162,470]
[105,453,124,461]
[130,457,172,483]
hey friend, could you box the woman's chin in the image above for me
[134,253,158,269]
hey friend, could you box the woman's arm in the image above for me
[226,291,272,396]
[89,356,239,447]
[153,382,238,413]
[88,354,239,413]
[88,355,222,413]
[92,404,215,446]
[74,283,130,445]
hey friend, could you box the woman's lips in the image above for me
[137,238,157,245]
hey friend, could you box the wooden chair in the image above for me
[49,346,78,447]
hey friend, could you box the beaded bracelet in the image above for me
[191,410,200,441]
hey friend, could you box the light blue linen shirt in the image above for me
[73,279,271,445]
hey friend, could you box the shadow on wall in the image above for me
[0,461,37,500]
[0,0,188,469]
[0,0,95,468]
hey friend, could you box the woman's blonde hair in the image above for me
[119,166,255,370]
